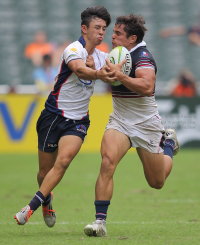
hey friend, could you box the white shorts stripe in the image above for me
[43,115,58,151]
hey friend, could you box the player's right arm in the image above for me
[68,58,97,80]
[68,58,117,83]
[64,43,116,83]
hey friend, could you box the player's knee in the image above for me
[38,167,51,179]
[148,179,165,189]
[100,155,116,176]
[56,154,72,171]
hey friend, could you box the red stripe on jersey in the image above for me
[112,91,155,96]
[135,59,155,69]
[112,93,155,98]
[55,60,65,110]
[112,91,138,96]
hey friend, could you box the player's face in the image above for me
[112,24,130,50]
[84,18,107,46]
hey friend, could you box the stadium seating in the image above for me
[0,0,200,87]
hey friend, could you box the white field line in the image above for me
[1,199,198,225]
[1,221,199,225]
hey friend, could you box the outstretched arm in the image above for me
[68,58,117,83]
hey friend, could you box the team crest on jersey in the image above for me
[140,51,149,58]
[76,125,87,134]
[70,47,77,52]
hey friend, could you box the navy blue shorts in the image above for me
[36,109,90,152]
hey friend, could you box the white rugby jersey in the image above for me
[111,41,159,125]
[45,36,107,120]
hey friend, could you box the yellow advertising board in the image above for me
[0,94,135,153]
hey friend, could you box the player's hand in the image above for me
[105,58,126,73]
[97,66,117,83]
[86,56,95,70]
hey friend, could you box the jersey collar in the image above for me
[129,41,146,53]
[78,36,86,47]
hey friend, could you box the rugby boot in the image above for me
[165,128,180,156]
[14,205,33,225]
[84,219,107,237]
[42,192,56,227]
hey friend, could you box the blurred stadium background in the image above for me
[0,0,200,152]
[1,0,200,87]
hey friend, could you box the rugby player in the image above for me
[84,13,180,237]
[14,6,120,227]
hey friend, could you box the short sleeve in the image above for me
[135,51,155,71]
[63,43,83,64]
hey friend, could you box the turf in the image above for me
[0,149,200,245]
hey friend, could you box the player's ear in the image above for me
[81,25,87,34]
[130,35,137,44]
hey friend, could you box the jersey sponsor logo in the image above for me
[78,78,92,85]
[47,143,57,148]
[0,101,36,140]
[70,47,77,52]
[76,124,87,134]
[147,139,157,147]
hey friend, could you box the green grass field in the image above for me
[0,149,200,245]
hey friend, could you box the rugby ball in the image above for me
[107,46,132,86]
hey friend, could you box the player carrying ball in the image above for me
[84,13,180,237]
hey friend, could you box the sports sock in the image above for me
[164,139,174,159]
[95,200,110,221]
[42,193,51,206]
[29,191,45,211]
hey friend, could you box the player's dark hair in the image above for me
[81,6,111,27]
[115,14,148,43]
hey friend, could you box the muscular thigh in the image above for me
[101,129,131,165]
[55,135,83,168]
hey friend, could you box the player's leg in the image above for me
[36,109,58,187]
[37,149,57,227]
[84,129,130,237]
[37,149,57,187]
[137,148,166,189]
[14,135,83,226]
[137,128,180,189]
[40,135,82,227]
[14,109,89,226]
[162,128,180,178]
[96,129,130,200]
[39,135,82,196]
